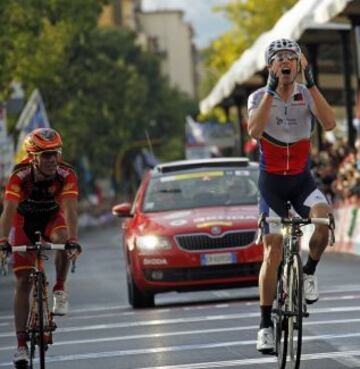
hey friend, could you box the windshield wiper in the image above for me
[158,189,182,193]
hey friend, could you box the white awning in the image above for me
[199,0,353,115]
[314,0,352,23]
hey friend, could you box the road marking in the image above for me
[0,304,132,321]
[1,343,360,367]
[2,305,360,338]
[1,287,360,322]
[3,296,360,324]
[1,318,360,351]
[1,290,360,322]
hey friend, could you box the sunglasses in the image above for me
[271,51,298,63]
[33,149,62,159]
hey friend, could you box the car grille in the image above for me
[175,230,256,251]
[143,262,261,282]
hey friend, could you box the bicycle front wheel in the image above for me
[274,264,288,369]
[37,273,46,369]
[28,329,36,369]
[287,253,303,369]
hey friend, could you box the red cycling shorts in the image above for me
[10,212,67,273]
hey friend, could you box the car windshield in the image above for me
[142,168,259,212]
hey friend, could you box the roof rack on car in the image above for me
[155,157,250,174]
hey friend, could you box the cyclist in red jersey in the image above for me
[247,39,336,354]
[0,128,82,366]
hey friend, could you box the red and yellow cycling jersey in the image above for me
[5,160,78,206]
[4,160,79,272]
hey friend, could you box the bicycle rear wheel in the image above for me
[287,253,303,369]
[274,264,288,369]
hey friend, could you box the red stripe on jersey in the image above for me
[260,138,310,175]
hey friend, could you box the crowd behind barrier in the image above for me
[306,136,360,256]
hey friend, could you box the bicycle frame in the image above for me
[11,233,69,369]
[27,247,57,369]
[257,212,335,369]
[277,221,305,369]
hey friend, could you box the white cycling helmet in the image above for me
[265,38,301,65]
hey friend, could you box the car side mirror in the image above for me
[112,203,133,218]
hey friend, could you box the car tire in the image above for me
[127,272,155,308]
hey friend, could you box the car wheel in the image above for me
[127,272,155,308]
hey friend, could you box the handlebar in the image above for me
[264,216,331,226]
[256,213,336,246]
[1,242,78,275]
[11,243,70,252]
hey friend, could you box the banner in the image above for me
[185,116,235,148]
[185,116,235,159]
[0,104,7,142]
[15,89,50,162]
[0,105,14,183]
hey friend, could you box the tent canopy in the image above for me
[199,0,355,115]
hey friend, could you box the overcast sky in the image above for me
[141,0,232,48]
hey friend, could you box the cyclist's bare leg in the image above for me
[50,228,69,286]
[259,233,283,305]
[14,270,32,341]
[308,202,331,260]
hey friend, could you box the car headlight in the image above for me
[136,235,172,251]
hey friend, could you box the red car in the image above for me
[113,158,263,308]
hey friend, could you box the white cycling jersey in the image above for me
[248,82,316,175]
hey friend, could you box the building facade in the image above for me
[138,10,197,98]
[99,2,197,98]
[98,0,141,30]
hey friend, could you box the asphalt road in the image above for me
[1,223,360,369]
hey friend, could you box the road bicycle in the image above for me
[257,210,335,369]
[1,232,77,369]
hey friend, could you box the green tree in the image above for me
[0,0,107,103]
[200,0,297,98]
[0,0,197,188]
[44,29,196,176]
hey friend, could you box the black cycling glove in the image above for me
[304,65,315,88]
[0,239,11,256]
[266,71,278,96]
[65,239,82,254]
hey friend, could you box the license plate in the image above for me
[201,252,236,266]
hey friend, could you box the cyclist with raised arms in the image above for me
[0,128,82,367]
[247,39,336,353]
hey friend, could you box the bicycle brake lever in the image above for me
[1,259,8,276]
[328,213,336,246]
[329,229,335,246]
[71,260,76,273]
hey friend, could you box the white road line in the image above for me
[1,341,360,367]
[1,305,360,339]
[2,296,360,326]
[0,304,131,321]
[0,285,360,320]
[1,317,360,351]
[1,288,360,322]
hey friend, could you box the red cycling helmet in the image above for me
[24,128,63,153]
